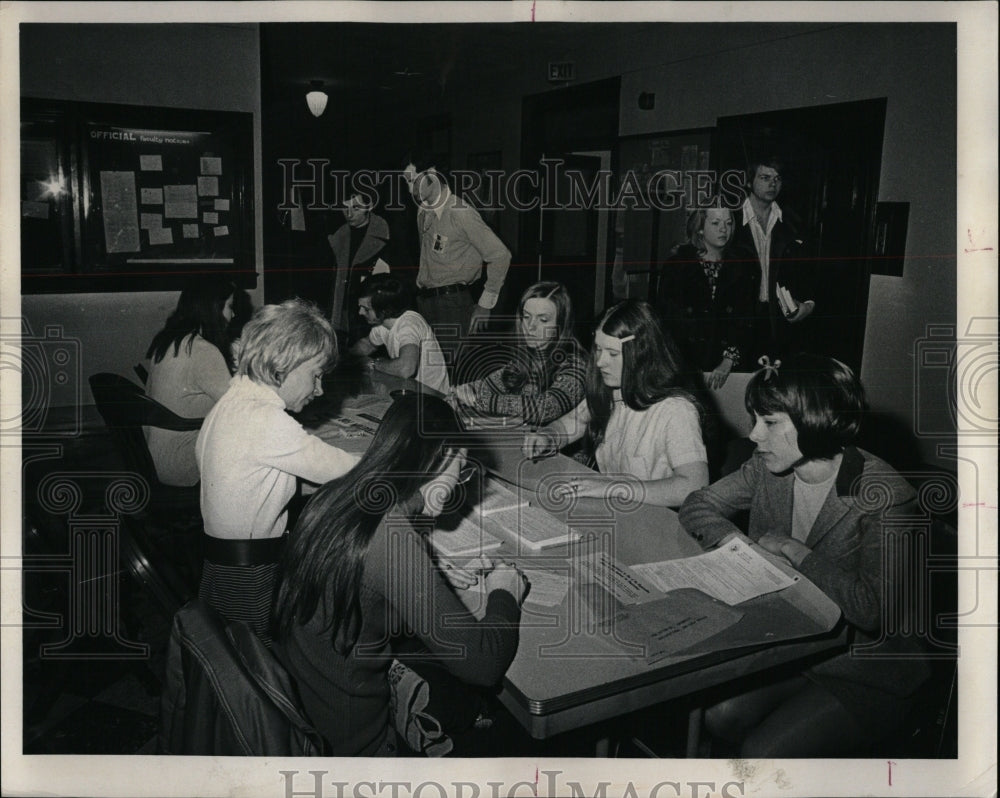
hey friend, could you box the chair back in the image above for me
[89,373,160,486]
[89,372,204,514]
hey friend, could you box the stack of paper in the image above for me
[428,518,503,558]
[478,480,580,551]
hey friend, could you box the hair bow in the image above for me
[756,355,782,381]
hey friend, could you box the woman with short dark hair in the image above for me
[680,353,931,756]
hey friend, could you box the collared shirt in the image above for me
[196,376,358,539]
[742,197,783,302]
[416,185,511,309]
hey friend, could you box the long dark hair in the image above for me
[146,275,236,369]
[500,281,579,393]
[586,300,703,448]
[272,394,462,650]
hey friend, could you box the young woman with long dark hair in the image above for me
[523,299,709,507]
[144,274,240,487]
[273,394,525,755]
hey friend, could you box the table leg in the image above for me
[686,706,703,758]
[595,735,611,757]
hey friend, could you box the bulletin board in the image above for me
[21,98,255,293]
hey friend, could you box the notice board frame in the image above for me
[21,97,256,294]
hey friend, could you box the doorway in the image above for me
[715,98,887,372]
[516,78,620,335]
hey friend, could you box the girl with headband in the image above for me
[522,299,709,507]
[680,353,930,755]
[452,281,587,427]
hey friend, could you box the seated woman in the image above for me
[195,299,359,642]
[655,205,754,389]
[144,275,241,487]
[679,353,931,756]
[522,300,709,507]
[273,394,526,756]
[349,274,450,394]
[453,281,587,427]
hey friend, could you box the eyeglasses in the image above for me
[456,464,478,485]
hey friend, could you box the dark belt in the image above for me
[203,534,285,567]
[416,283,471,299]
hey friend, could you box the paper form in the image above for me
[575,550,662,606]
[203,212,219,224]
[182,224,199,238]
[428,518,503,558]
[632,537,798,606]
[522,568,570,607]
[139,154,162,171]
[214,198,230,211]
[140,213,162,230]
[140,188,163,205]
[612,590,745,664]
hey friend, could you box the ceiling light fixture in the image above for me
[305,80,328,117]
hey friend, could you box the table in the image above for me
[306,373,847,753]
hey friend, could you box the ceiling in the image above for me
[260,22,651,102]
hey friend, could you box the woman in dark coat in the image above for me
[656,206,755,389]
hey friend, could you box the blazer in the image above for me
[328,214,391,328]
[728,206,814,308]
[679,446,931,710]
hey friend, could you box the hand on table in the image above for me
[484,560,529,605]
[452,383,476,406]
[440,555,494,590]
[551,475,609,500]
[521,430,560,461]
[757,534,811,567]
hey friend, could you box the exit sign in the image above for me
[548,61,575,82]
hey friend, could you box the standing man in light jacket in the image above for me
[403,154,511,375]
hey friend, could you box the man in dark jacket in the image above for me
[729,157,817,361]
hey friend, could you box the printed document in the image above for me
[632,537,797,606]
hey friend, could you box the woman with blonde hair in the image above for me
[195,298,358,641]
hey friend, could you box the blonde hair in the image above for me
[236,299,336,387]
